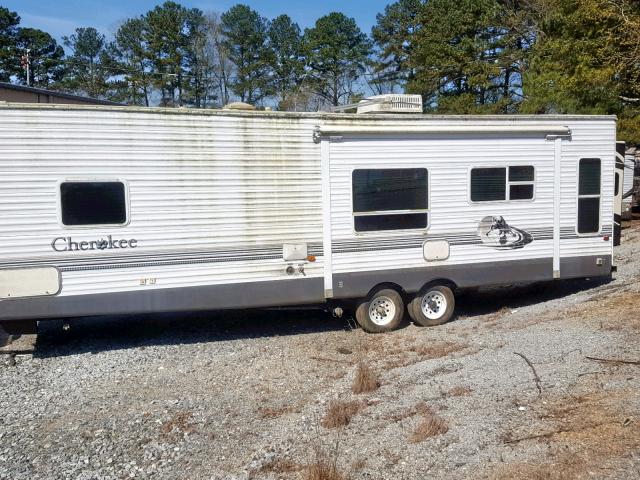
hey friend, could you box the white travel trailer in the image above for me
[623,148,636,219]
[0,101,616,334]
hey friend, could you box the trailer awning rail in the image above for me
[313,125,572,143]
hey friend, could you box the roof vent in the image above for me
[356,94,423,114]
[223,102,256,111]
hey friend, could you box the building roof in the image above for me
[0,82,122,106]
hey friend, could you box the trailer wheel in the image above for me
[409,285,455,327]
[355,288,404,333]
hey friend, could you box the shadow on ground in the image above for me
[29,276,612,358]
[33,307,352,359]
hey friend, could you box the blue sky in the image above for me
[4,1,390,42]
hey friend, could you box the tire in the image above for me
[409,285,455,327]
[355,288,405,333]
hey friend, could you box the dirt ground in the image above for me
[1,221,639,480]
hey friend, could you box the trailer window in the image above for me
[577,159,601,234]
[352,168,428,232]
[60,182,127,226]
[470,166,534,202]
[471,168,506,201]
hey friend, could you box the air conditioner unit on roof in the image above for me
[356,94,423,114]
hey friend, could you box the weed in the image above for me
[409,411,448,443]
[321,400,363,429]
[352,362,380,394]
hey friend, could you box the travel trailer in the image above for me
[0,98,617,334]
[623,147,636,219]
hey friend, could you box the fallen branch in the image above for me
[309,355,351,364]
[514,352,542,396]
[504,422,610,445]
[585,356,640,366]
[577,370,606,378]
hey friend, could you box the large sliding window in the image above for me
[577,158,601,234]
[352,168,428,232]
[470,166,535,202]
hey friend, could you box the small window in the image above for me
[60,181,127,226]
[470,166,534,202]
[577,159,601,234]
[615,172,620,196]
[352,168,428,232]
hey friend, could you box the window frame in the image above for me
[575,158,602,236]
[350,167,430,235]
[468,165,536,204]
[57,178,131,229]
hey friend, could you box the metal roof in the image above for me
[0,82,122,106]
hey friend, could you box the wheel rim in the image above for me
[421,291,447,320]
[368,296,397,326]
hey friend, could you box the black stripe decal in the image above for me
[1,227,610,271]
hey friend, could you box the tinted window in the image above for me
[61,182,127,226]
[577,159,601,234]
[354,213,428,232]
[579,159,601,195]
[353,169,427,212]
[577,197,600,233]
[509,166,534,182]
[470,168,506,201]
[510,184,534,200]
[615,172,620,196]
[352,168,428,232]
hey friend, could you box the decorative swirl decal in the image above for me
[477,216,533,250]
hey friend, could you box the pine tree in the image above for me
[408,0,522,113]
[0,6,20,82]
[14,28,64,87]
[104,18,153,106]
[268,14,305,110]
[221,4,272,105]
[371,0,423,90]
[62,27,109,98]
[303,12,371,107]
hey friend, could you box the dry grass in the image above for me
[321,400,363,429]
[352,362,380,394]
[303,445,349,480]
[408,411,449,443]
[493,390,639,479]
[304,459,349,480]
[447,385,473,397]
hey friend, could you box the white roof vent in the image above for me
[223,102,256,111]
[357,94,423,114]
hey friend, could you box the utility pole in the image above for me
[21,49,31,86]
[26,49,31,87]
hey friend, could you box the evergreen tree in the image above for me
[408,0,522,113]
[221,4,272,104]
[144,1,206,107]
[520,0,640,142]
[0,6,20,82]
[371,0,423,90]
[62,27,109,98]
[303,12,371,107]
[14,28,64,87]
[268,14,304,110]
[104,18,153,106]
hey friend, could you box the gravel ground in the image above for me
[1,221,640,480]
